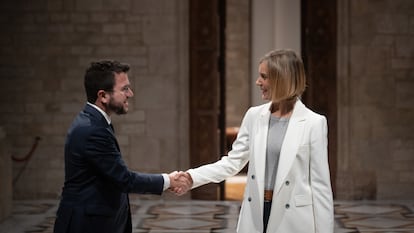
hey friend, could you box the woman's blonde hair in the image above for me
[259,49,306,103]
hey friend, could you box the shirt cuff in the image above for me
[162,173,170,191]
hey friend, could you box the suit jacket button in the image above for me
[251,175,255,179]
[285,204,290,209]
[285,181,290,185]
[248,197,252,202]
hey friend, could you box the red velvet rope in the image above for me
[11,136,41,162]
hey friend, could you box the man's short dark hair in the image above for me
[84,60,130,103]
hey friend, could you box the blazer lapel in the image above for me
[253,103,272,212]
[274,100,306,194]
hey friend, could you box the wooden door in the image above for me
[301,0,337,196]
[189,0,226,200]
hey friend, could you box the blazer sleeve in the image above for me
[309,116,334,233]
[187,108,253,189]
[83,127,164,195]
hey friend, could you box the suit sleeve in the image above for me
[187,108,252,188]
[83,127,164,195]
[310,116,334,233]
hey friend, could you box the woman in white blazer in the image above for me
[175,49,334,233]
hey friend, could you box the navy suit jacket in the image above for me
[54,104,164,233]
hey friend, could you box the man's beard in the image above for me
[106,98,127,115]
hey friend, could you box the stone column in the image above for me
[0,126,12,222]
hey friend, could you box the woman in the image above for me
[177,49,334,233]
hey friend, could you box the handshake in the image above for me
[168,171,193,196]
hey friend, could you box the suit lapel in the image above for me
[84,104,120,151]
[109,124,120,151]
[274,100,306,194]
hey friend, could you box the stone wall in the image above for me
[0,0,189,199]
[0,127,12,221]
[226,0,251,127]
[337,0,414,199]
[0,0,413,202]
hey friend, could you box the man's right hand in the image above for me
[168,171,193,196]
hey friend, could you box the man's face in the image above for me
[107,72,134,115]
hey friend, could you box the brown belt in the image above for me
[264,190,273,202]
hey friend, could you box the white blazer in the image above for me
[188,100,334,233]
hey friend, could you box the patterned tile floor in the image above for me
[0,198,414,233]
[334,200,414,233]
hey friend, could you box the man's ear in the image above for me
[97,90,109,104]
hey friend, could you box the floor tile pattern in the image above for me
[133,201,240,233]
[1,199,414,233]
[334,200,414,233]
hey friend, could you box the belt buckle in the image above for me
[264,190,273,202]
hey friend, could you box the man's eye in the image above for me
[120,86,131,93]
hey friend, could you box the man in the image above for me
[53,60,186,233]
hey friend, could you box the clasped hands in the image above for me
[168,171,193,196]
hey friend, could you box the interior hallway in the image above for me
[1,197,414,233]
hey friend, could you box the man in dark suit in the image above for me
[53,60,186,233]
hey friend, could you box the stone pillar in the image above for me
[0,126,12,222]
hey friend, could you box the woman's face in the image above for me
[256,61,271,101]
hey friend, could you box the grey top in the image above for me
[265,114,290,190]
